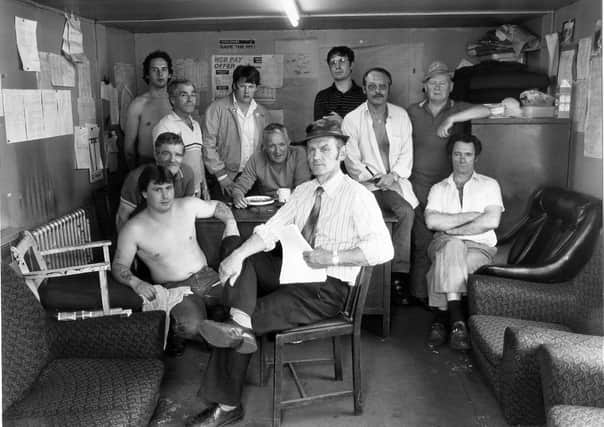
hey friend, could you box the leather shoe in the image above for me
[186,404,244,427]
[199,319,257,354]
[426,321,448,348]
[449,320,471,351]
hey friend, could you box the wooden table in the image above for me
[195,203,395,337]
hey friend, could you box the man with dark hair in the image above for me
[115,132,195,231]
[124,50,174,169]
[424,133,503,351]
[203,65,268,200]
[153,79,208,199]
[407,60,491,303]
[313,46,366,123]
[231,123,311,208]
[186,119,393,427]
[343,67,417,288]
[112,164,241,354]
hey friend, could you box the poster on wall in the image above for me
[15,17,40,72]
[584,56,602,159]
[275,39,319,79]
[211,55,283,100]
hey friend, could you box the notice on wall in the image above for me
[275,39,319,79]
[37,52,53,89]
[3,89,73,143]
[219,39,255,50]
[49,53,76,87]
[62,13,85,63]
[211,54,284,99]
[76,58,93,98]
[74,124,104,182]
[584,56,602,159]
[173,58,210,92]
[101,82,119,125]
[15,17,40,72]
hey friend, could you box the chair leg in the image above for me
[98,270,110,314]
[256,335,265,386]
[332,336,343,380]
[352,332,363,415]
[273,338,284,427]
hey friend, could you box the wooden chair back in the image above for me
[10,231,47,300]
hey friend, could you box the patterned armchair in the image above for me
[538,338,604,427]
[467,238,602,425]
[2,263,165,426]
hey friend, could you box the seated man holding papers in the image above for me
[186,119,393,426]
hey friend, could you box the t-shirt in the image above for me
[407,99,473,206]
[313,81,366,120]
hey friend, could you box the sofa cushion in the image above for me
[548,405,604,427]
[1,263,50,412]
[3,358,163,426]
[469,315,570,367]
[39,272,142,312]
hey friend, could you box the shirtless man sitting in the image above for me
[111,164,240,350]
[124,51,174,169]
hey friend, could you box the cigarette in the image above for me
[210,280,222,287]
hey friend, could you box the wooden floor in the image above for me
[150,305,509,427]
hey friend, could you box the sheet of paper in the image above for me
[23,90,45,140]
[56,90,73,135]
[76,59,93,98]
[87,124,104,182]
[114,62,136,92]
[275,39,319,79]
[74,125,91,168]
[101,82,120,125]
[3,90,27,143]
[545,33,559,77]
[276,224,327,284]
[577,37,592,80]
[0,78,4,116]
[15,17,40,72]
[41,89,59,137]
[62,13,85,63]
[558,49,575,83]
[119,85,134,131]
[572,79,588,132]
[49,53,75,87]
[37,52,53,89]
[77,96,96,125]
[584,57,603,159]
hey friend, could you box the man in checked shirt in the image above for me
[186,119,394,427]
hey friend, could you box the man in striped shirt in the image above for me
[313,46,366,123]
[153,79,208,199]
[187,119,393,427]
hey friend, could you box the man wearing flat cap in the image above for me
[407,60,491,307]
[187,119,394,427]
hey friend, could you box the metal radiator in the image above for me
[29,208,93,269]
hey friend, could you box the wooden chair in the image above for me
[265,266,374,427]
[10,230,113,314]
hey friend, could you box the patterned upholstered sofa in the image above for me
[538,338,604,427]
[1,263,165,426]
[467,239,602,425]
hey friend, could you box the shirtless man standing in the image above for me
[111,164,240,345]
[124,51,174,169]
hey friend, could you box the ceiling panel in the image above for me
[29,0,578,32]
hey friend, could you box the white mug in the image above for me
[277,188,291,203]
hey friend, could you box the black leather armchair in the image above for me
[475,186,602,282]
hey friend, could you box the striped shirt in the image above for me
[153,112,204,193]
[254,170,394,284]
[313,81,366,120]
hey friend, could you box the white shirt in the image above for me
[426,172,504,247]
[233,95,258,172]
[254,171,394,284]
[342,102,418,208]
[153,111,204,193]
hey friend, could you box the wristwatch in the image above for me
[332,249,339,266]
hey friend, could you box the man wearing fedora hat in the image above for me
[407,60,491,306]
[186,119,393,427]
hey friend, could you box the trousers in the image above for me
[426,233,496,310]
[372,190,415,273]
[200,247,350,406]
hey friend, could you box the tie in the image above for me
[301,186,324,247]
